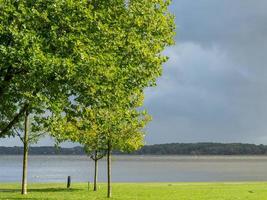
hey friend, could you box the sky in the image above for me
[1,0,267,146]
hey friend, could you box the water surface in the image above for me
[1,155,267,183]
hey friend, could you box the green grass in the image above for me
[1,182,267,200]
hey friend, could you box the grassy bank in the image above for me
[0,182,267,200]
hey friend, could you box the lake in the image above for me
[1,155,267,183]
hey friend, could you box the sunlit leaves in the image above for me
[49,0,175,153]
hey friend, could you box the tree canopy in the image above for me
[0,0,96,137]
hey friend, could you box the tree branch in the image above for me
[0,103,28,137]
[90,151,106,161]
[14,128,24,142]
[96,153,106,160]
[28,132,45,142]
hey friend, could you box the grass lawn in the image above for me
[0,182,267,200]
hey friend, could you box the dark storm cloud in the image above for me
[172,0,267,76]
[144,0,267,144]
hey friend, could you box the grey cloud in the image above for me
[145,40,267,144]
[143,1,267,145]
[173,0,267,44]
[172,0,267,77]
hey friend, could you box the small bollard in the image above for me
[67,176,71,189]
[88,181,90,191]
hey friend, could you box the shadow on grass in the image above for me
[0,188,83,200]
[0,187,82,193]
[0,198,39,200]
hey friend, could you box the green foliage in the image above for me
[48,0,175,154]
[71,0,175,108]
[49,105,151,152]
[0,0,98,137]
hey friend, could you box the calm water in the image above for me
[1,155,267,183]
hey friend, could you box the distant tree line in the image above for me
[0,146,85,155]
[2,143,267,155]
[130,143,267,155]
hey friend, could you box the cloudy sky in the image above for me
[1,0,267,146]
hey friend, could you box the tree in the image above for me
[48,97,151,198]
[45,0,175,198]
[72,1,175,196]
[0,0,112,195]
[0,0,101,138]
[102,108,151,198]
[12,106,46,194]
[84,143,106,191]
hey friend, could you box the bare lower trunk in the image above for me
[94,151,98,191]
[107,141,111,198]
[21,109,29,195]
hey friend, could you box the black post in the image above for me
[67,176,71,189]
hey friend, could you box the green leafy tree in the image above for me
[49,102,151,198]
[47,0,175,198]
[0,0,100,138]
[102,108,151,198]
[76,1,175,197]
[0,0,113,195]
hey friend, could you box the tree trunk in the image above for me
[21,109,29,195]
[93,151,98,191]
[107,141,111,198]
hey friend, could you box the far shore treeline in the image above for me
[1,143,267,156]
